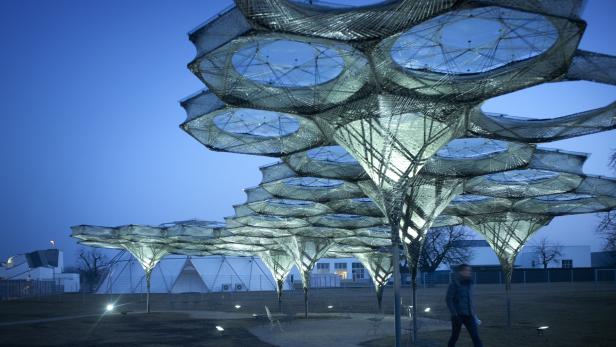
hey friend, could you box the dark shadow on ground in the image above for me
[0,312,273,347]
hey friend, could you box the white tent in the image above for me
[97,253,293,294]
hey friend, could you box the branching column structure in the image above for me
[121,242,168,313]
[355,250,394,312]
[276,236,333,318]
[258,249,295,312]
[229,157,387,317]
[464,213,552,327]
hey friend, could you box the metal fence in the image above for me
[417,267,616,287]
[0,279,65,300]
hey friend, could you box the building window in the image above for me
[316,262,330,274]
[352,262,365,281]
[334,262,348,279]
[562,259,573,269]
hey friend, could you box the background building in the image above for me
[0,249,80,297]
[454,240,592,269]
[95,242,613,294]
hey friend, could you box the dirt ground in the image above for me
[0,282,614,346]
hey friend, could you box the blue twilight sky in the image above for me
[0,1,614,266]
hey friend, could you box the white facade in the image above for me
[288,257,370,286]
[438,241,592,269]
[517,245,591,268]
[466,246,501,267]
[0,250,80,292]
[98,254,292,294]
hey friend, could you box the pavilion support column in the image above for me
[376,285,384,313]
[500,261,514,328]
[303,286,309,319]
[277,279,284,313]
[391,235,402,347]
[301,270,311,319]
[145,270,152,314]
[402,244,422,344]
[410,264,419,343]
[384,190,405,347]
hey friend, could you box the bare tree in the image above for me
[419,225,473,273]
[532,237,563,269]
[77,247,109,293]
[597,149,616,251]
[598,211,616,251]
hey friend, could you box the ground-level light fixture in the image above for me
[215,326,224,332]
[327,305,333,309]
[424,307,431,313]
[537,326,550,335]
[105,304,114,312]
[234,304,241,309]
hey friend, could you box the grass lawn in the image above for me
[0,282,614,346]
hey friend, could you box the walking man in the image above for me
[446,264,483,347]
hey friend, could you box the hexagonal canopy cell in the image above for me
[468,100,616,143]
[181,91,325,156]
[306,145,358,164]
[191,32,370,113]
[246,198,332,217]
[425,138,534,177]
[232,38,345,88]
[212,109,301,137]
[488,169,559,184]
[515,193,616,215]
[327,197,383,217]
[283,177,344,189]
[466,169,582,197]
[235,0,457,41]
[435,138,509,159]
[262,176,363,202]
[390,6,559,75]
[285,145,366,180]
[290,0,395,8]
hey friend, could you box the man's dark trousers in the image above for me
[448,314,483,347]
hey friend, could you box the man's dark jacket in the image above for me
[446,273,475,316]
